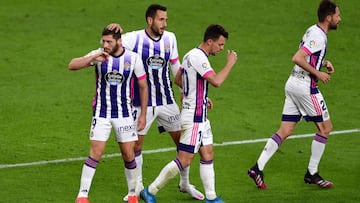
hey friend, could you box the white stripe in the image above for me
[1,128,359,169]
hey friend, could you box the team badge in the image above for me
[124,61,131,71]
[164,44,170,53]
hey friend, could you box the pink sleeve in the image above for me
[301,46,312,55]
[203,70,215,78]
[137,73,147,80]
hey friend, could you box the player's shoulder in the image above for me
[163,30,177,39]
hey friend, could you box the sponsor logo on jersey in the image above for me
[202,62,209,70]
[308,40,316,48]
[146,55,165,70]
[105,70,124,85]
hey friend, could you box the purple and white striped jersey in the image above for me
[180,48,215,123]
[85,48,146,118]
[292,24,327,94]
[122,30,180,107]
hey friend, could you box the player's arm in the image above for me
[292,49,331,83]
[137,76,148,131]
[68,51,108,70]
[174,66,182,88]
[205,50,237,87]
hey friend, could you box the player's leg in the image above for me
[248,89,300,189]
[123,107,155,201]
[76,117,111,201]
[143,148,196,203]
[118,141,138,200]
[304,93,333,188]
[158,104,204,200]
[198,120,222,202]
[114,117,140,202]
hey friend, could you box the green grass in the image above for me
[0,0,359,202]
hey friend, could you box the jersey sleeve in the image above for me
[84,48,102,66]
[133,54,146,80]
[191,52,214,78]
[169,33,181,76]
[301,29,325,55]
[122,31,137,51]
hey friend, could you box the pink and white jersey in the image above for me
[122,30,179,107]
[180,48,215,123]
[291,24,327,94]
[86,48,146,118]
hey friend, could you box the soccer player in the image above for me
[107,4,204,201]
[248,0,341,189]
[141,24,238,203]
[69,27,148,203]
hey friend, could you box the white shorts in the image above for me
[133,103,181,135]
[89,116,138,143]
[282,77,330,122]
[178,119,213,154]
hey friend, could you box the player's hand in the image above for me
[93,51,109,62]
[323,60,335,75]
[227,50,238,67]
[207,98,213,110]
[137,115,146,131]
[317,71,331,84]
[106,23,123,33]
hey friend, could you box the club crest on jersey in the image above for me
[124,61,131,71]
[146,55,165,70]
[164,44,170,53]
[105,70,124,85]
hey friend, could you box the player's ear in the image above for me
[146,16,153,25]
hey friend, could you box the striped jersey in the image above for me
[292,24,327,94]
[180,48,215,123]
[122,29,179,107]
[86,48,146,118]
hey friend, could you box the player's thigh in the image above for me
[134,106,157,135]
[156,104,181,132]
[299,92,330,121]
[90,117,112,141]
[112,117,138,143]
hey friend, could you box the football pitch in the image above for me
[1,0,359,202]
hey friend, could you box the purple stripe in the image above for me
[124,159,137,169]
[85,156,99,169]
[162,36,173,104]
[271,133,282,146]
[200,159,213,165]
[173,158,183,171]
[99,62,108,117]
[135,150,142,157]
[110,58,119,118]
[141,38,152,106]
[153,41,162,105]
[314,134,328,144]
[121,54,132,118]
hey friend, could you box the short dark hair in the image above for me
[317,0,338,22]
[203,24,229,42]
[102,27,121,40]
[145,4,167,20]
